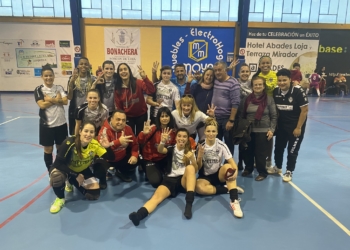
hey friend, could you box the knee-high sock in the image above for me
[44,153,53,171]
[184,191,195,219]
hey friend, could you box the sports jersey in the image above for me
[34,84,67,127]
[101,80,115,112]
[171,76,197,97]
[171,110,208,135]
[150,81,180,118]
[273,85,308,131]
[259,71,277,96]
[72,76,96,108]
[199,138,232,175]
[238,79,252,98]
[309,73,321,86]
[138,125,176,161]
[75,103,109,131]
[167,146,189,177]
[52,137,107,174]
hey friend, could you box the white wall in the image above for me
[0,23,73,91]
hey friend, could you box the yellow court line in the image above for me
[284,176,350,237]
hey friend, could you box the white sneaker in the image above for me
[230,199,243,218]
[282,171,293,182]
[267,166,282,175]
[224,185,244,194]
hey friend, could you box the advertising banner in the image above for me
[162,27,235,74]
[244,29,320,79]
[316,30,350,82]
[0,39,73,77]
[104,27,140,76]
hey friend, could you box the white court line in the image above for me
[283,175,350,237]
[0,117,20,126]
[19,116,38,118]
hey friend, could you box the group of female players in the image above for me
[35,55,281,225]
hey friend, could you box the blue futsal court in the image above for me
[0,93,349,250]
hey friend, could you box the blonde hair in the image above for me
[204,117,218,129]
[178,95,199,123]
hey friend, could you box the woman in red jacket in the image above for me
[114,63,155,136]
[138,107,176,187]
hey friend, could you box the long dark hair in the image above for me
[115,63,137,94]
[252,56,272,78]
[155,107,175,130]
[75,121,96,159]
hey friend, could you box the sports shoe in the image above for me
[50,198,65,214]
[267,166,282,175]
[230,199,243,218]
[65,182,73,192]
[282,171,293,182]
[224,185,244,194]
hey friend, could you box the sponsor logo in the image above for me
[16,69,31,75]
[0,41,12,45]
[31,40,40,47]
[188,40,208,62]
[60,54,71,61]
[111,29,135,46]
[288,97,293,103]
[17,39,24,46]
[4,68,14,75]
[318,44,347,53]
[34,68,42,77]
[45,40,55,47]
[59,41,70,47]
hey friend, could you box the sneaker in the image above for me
[65,182,73,192]
[224,185,244,194]
[266,160,272,168]
[230,199,243,218]
[50,198,65,214]
[282,171,293,182]
[267,166,282,175]
[115,169,132,182]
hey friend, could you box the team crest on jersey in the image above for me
[66,141,71,145]
[89,151,94,156]
[288,97,293,103]
[269,78,273,82]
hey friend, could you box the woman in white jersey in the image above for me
[34,65,68,172]
[195,118,243,218]
[129,128,198,226]
[147,65,180,124]
[172,94,216,139]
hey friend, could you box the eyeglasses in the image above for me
[182,94,193,99]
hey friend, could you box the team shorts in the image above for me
[40,123,68,146]
[160,175,186,197]
[198,171,224,186]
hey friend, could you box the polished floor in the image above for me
[0,93,349,250]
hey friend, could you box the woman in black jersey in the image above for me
[48,121,114,214]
